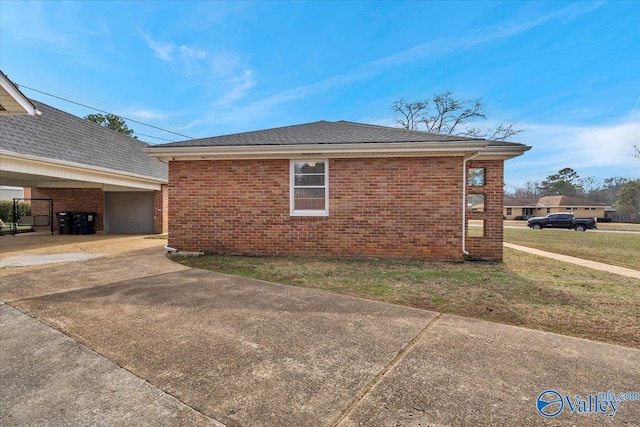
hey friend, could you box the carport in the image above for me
[0,98,168,235]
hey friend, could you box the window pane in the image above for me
[467,194,485,212]
[468,220,485,237]
[294,162,325,174]
[295,174,325,186]
[294,188,325,210]
[468,168,485,186]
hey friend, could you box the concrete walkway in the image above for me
[1,235,639,426]
[504,242,640,279]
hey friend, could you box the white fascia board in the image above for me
[0,72,39,115]
[0,150,166,190]
[476,144,531,160]
[145,141,490,162]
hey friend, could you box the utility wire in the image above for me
[134,133,175,142]
[17,83,195,140]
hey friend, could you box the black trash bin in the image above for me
[56,212,74,235]
[72,212,96,235]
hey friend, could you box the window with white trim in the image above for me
[290,160,328,216]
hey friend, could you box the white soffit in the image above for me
[0,71,39,116]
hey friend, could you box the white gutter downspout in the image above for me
[462,152,481,256]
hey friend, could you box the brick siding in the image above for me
[168,157,505,261]
[153,185,168,234]
[31,188,105,232]
[465,160,504,260]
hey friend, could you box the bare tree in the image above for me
[579,176,602,194]
[392,91,522,141]
[633,142,640,159]
[507,181,542,198]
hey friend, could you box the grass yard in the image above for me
[504,220,640,232]
[176,249,640,348]
[503,227,640,270]
[0,225,34,234]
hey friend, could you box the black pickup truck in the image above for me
[527,213,597,231]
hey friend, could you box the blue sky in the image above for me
[1,1,638,188]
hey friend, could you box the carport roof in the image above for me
[0,100,167,181]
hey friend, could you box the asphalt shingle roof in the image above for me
[0,100,167,180]
[537,195,607,207]
[156,120,527,148]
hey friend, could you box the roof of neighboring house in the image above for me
[158,120,527,148]
[537,195,607,207]
[504,197,539,207]
[0,99,167,181]
[147,120,531,162]
[0,70,38,116]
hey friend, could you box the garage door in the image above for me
[105,191,154,234]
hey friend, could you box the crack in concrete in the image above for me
[329,312,443,427]
[2,302,227,427]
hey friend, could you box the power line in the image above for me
[17,83,195,140]
[134,133,175,142]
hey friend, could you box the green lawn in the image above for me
[0,225,34,234]
[504,220,640,232]
[503,227,640,270]
[176,249,640,348]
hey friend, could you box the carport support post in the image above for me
[49,199,54,235]
[12,198,17,236]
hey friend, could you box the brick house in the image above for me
[504,195,607,220]
[147,121,530,261]
[0,99,168,234]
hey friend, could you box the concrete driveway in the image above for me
[1,234,639,426]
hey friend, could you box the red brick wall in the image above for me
[169,157,479,260]
[31,188,105,232]
[465,160,504,260]
[153,185,168,234]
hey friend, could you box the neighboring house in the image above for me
[0,70,39,116]
[147,121,530,261]
[0,99,168,234]
[0,186,24,201]
[504,195,607,219]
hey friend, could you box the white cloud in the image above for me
[179,45,208,74]
[216,2,604,119]
[127,109,173,120]
[519,121,640,168]
[138,29,175,62]
[216,69,256,105]
[505,120,640,186]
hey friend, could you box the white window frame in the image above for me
[290,159,329,216]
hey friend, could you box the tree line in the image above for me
[505,167,639,214]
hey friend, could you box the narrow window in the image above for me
[467,168,485,186]
[467,220,485,237]
[290,160,328,216]
[467,194,485,212]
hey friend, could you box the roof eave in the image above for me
[0,72,39,116]
[476,144,531,160]
[145,141,492,162]
[0,149,167,184]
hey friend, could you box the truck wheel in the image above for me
[575,225,586,232]
[532,223,542,230]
